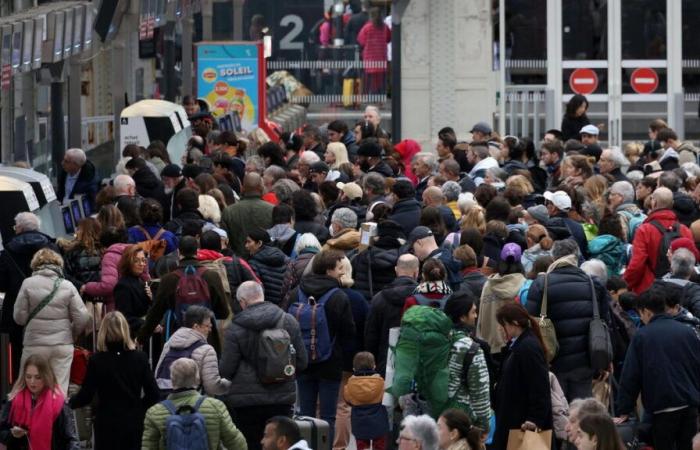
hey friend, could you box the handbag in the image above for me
[538,274,559,363]
[588,276,613,372]
[27,277,62,323]
[507,429,553,450]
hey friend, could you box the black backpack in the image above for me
[650,220,681,278]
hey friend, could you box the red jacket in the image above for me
[357,22,391,73]
[624,209,693,294]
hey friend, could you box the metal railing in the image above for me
[495,85,554,140]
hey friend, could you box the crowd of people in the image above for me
[1,97,700,450]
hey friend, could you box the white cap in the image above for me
[580,124,599,136]
[543,190,572,211]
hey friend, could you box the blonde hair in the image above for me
[584,174,609,203]
[97,311,136,352]
[506,174,534,194]
[339,256,354,288]
[624,141,644,162]
[326,142,350,169]
[30,248,64,271]
[9,354,58,399]
[460,205,486,234]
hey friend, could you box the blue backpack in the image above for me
[161,395,210,450]
[288,288,339,363]
[155,341,207,395]
[618,210,646,242]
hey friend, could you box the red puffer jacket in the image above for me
[83,243,150,309]
[624,208,693,294]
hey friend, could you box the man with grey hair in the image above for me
[57,147,98,209]
[608,180,646,242]
[297,151,320,191]
[662,248,700,319]
[324,208,360,254]
[467,142,499,186]
[422,186,457,230]
[365,253,419,375]
[625,186,694,294]
[363,105,390,139]
[0,211,59,382]
[599,148,630,183]
[363,172,389,206]
[220,280,307,448]
[398,415,439,450]
[581,258,609,285]
[155,305,230,395]
[526,238,612,402]
[142,358,247,450]
[412,152,438,201]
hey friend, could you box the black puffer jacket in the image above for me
[352,246,401,301]
[63,244,102,288]
[365,276,418,375]
[219,301,308,409]
[389,198,422,236]
[289,275,356,380]
[280,249,318,309]
[249,245,289,306]
[0,231,58,333]
[525,265,612,375]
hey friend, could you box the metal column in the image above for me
[546,0,562,131]
[67,57,82,149]
[667,0,683,136]
[182,16,194,97]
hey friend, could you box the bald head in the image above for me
[651,186,674,210]
[242,172,264,195]
[396,253,420,279]
[422,186,445,207]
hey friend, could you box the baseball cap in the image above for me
[408,226,434,246]
[526,205,549,224]
[337,182,363,200]
[500,243,523,262]
[161,164,182,178]
[581,143,603,162]
[580,124,599,136]
[670,237,700,262]
[470,121,492,135]
[543,190,572,211]
[309,161,330,174]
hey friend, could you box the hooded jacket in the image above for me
[476,273,526,354]
[394,139,421,185]
[323,228,361,254]
[588,234,626,277]
[248,245,289,306]
[219,301,307,408]
[289,275,356,380]
[468,157,499,185]
[624,208,693,294]
[13,266,89,347]
[132,167,167,206]
[0,231,58,332]
[389,198,422,236]
[365,276,418,375]
[155,327,230,396]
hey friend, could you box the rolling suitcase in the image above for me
[295,416,331,450]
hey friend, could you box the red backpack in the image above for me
[173,265,212,327]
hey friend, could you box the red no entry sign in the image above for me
[569,68,599,95]
[630,67,659,94]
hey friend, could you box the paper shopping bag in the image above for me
[506,429,553,450]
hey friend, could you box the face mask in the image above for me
[164,187,174,195]
[328,224,336,237]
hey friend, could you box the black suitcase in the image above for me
[295,416,331,450]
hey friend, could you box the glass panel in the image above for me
[622,102,667,141]
[562,0,607,60]
[503,0,547,84]
[621,0,666,59]
[683,0,700,138]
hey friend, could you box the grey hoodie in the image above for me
[155,326,231,396]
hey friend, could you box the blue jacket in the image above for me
[389,198,422,236]
[127,224,179,255]
[617,314,700,415]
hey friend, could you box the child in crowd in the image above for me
[344,352,390,450]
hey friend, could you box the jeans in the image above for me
[652,406,698,450]
[297,374,341,443]
[554,369,593,403]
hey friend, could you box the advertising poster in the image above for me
[195,42,263,131]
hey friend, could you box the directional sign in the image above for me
[630,67,659,94]
[569,68,599,95]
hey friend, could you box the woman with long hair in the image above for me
[437,408,484,450]
[96,204,125,231]
[0,355,79,449]
[69,312,159,450]
[575,413,625,450]
[492,302,553,449]
[59,217,103,286]
[113,245,153,336]
[325,142,351,181]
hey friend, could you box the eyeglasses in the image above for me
[397,435,419,444]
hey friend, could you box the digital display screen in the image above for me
[53,11,64,60]
[33,16,44,68]
[22,21,33,69]
[73,6,84,52]
[84,6,93,47]
[63,9,73,57]
[11,26,21,69]
[71,200,82,223]
[62,206,74,234]
[81,196,91,217]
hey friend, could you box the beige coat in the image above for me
[14,266,89,347]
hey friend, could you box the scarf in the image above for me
[547,254,578,274]
[414,280,452,295]
[447,438,472,450]
[9,387,65,450]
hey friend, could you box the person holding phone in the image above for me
[0,354,79,450]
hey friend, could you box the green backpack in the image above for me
[390,306,454,417]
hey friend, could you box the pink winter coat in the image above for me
[83,243,149,310]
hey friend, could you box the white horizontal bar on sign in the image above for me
[562,60,608,69]
[621,94,667,102]
[562,94,608,102]
[266,60,387,70]
[620,60,666,68]
[289,94,388,104]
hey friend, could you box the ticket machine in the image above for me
[0,167,68,239]
[0,176,41,246]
